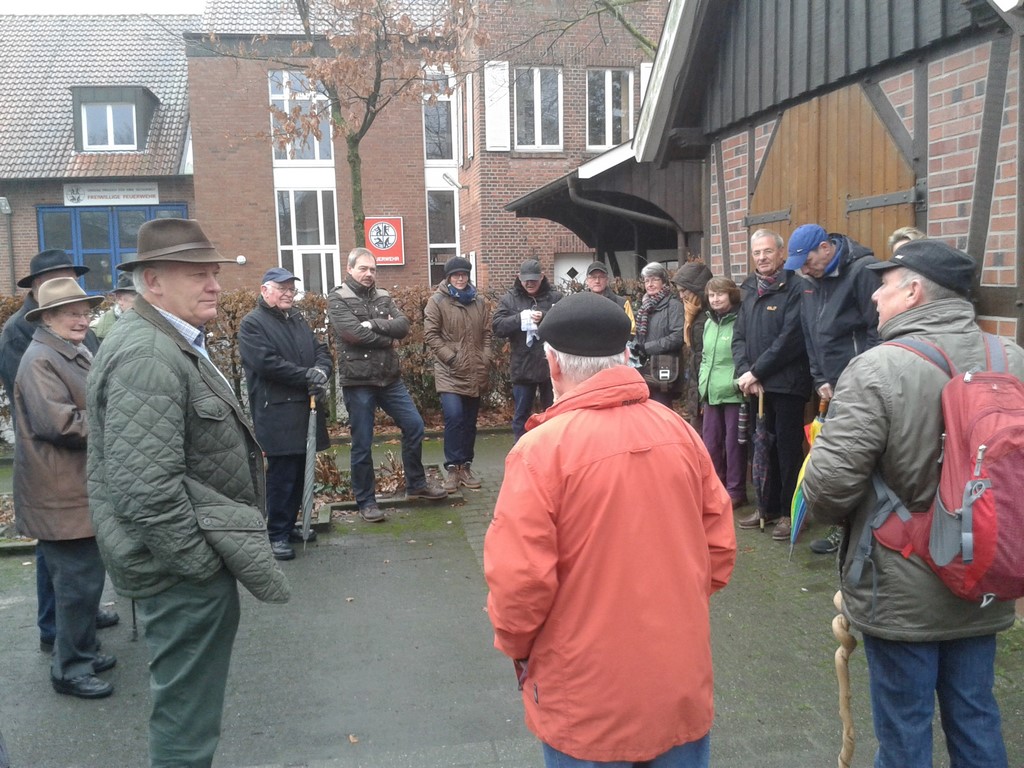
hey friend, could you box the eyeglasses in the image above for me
[57,311,91,320]
[271,285,298,295]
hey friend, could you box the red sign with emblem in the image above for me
[364,217,405,265]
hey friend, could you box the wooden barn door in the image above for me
[749,84,916,259]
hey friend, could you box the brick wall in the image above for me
[461,0,667,290]
[703,35,1020,336]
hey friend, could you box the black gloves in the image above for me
[305,367,328,395]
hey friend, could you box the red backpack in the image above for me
[849,333,1024,607]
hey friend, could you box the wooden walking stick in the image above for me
[832,590,857,768]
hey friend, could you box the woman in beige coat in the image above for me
[424,257,491,493]
[13,278,114,699]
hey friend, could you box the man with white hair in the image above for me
[804,239,1022,767]
[88,218,288,768]
[485,291,736,767]
[240,266,332,561]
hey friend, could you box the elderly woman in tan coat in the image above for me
[13,277,114,700]
[424,256,492,493]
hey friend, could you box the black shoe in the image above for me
[810,526,842,554]
[359,504,385,523]
[52,674,113,699]
[288,528,317,543]
[406,482,447,500]
[270,539,295,561]
[92,654,117,673]
[96,608,120,629]
[40,638,54,654]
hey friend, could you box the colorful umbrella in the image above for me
[299,395,317,549]
[751,392,774,530]
[789,399,829,556]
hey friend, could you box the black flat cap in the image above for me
[539,291,631,356]
[866,238,976,296]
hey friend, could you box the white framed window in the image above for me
[423,69,455,162]
[427,189,457,284]
[82,103,137,150]
[587,69,633,150]
[269,70,333,163]
[514,67,562,150]
[276,189,339,293]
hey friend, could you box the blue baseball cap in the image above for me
[784,224,829,271]
[261,267,300,284]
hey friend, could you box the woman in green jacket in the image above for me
[698,276,747,506]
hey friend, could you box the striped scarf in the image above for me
[636,286,670,342]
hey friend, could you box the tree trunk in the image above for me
[347,134,365,247]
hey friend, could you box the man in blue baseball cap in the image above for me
[785,223,882,553]
[239,266,333,560]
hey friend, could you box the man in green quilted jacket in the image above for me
[88,218,287,768]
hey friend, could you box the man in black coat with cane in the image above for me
[240,267,333,561]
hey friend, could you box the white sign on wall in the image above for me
[63,182,160,206]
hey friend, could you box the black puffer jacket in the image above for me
[328,277,409,387]
[239,298,332,456]
[492,277,563,384]
[800,235,881,389]
[732,271,811,397]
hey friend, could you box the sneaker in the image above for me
[270,539,295,561]
[772,517,792,541]
[288,528,317,543]
[459,464,481,490]
[407,482,447,501]
[444,466,462,494]
[359,503,385,523]
[810,526,842,555]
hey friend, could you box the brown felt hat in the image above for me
[25,277,103,322]
[118,218,229,271]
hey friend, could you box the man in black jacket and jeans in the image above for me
[328,248,446,523]
[785,223,881,553]
[240,267,333,560]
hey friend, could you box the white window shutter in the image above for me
[484,61,510,152]
[639,62,653,107]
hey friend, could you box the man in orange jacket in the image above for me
[484,291,737,767]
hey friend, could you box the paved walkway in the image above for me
[1,430,1021,767]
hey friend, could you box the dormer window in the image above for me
[83,103,137,150]
[72,86,158,152]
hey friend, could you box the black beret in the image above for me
[539,291,631,356]
[866,238,976,296]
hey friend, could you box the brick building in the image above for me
[0,14,197,295]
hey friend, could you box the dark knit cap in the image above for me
[671,262,713,293]
[444,256,473,277]
[866,238,976,297]
[539,291,631,357]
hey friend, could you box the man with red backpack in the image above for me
[803,239,1022,768]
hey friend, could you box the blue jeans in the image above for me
[439,392,480,467]
[862,633,1007,768]
[265,454,304,542]
[512,381,553,442]
[541,733,710,768]
[343,380,426,507]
